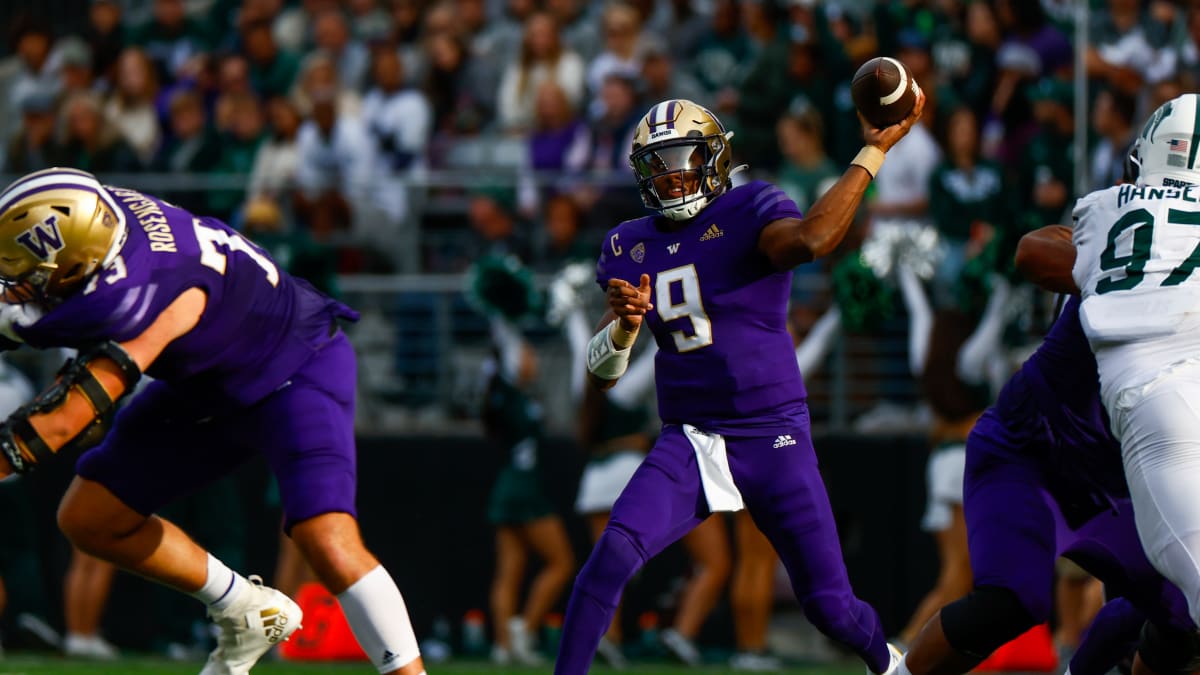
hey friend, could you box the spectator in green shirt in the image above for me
[774,106,839,214]
[240,19,300,99]
[1016,77,1075,231]
[775,106,839,306]
[152,89,222,213]
[126,0,213,83]
[928,106,1010,305]
[208,92,265,220]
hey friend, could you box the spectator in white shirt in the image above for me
[496,12,585,133]
[292,88,372,219]
[104,48,161,166]
[363,48,433,172]
[249,97,304,201]
[362,48,433,226]
[870,117,942,232]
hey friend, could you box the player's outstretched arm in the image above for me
[1015,225,1080,294]
[757,87,927,270]
[586,275,652,391]
[0,288,207,477]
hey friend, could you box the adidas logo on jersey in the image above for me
[700,224,724,241]
[773,434,796,448]
[382,649,399,665]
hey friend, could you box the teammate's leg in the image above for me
[555,426,711,675]
[57,477,213,593]
[256,336,424,675]
[489,526,527,658]
[725,426,891,673]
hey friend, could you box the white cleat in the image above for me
[872,642,904,675]
[199,575,302,675]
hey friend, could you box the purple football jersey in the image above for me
[1006,296,1124,495]
[16,187,358,406]
[595,181,805,434]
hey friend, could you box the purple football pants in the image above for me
[964,415,1193,649]
[77,332,358,532]
[554,418,890,674]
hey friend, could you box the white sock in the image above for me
[190,553,249,612]
[896,656,913,675]
[338,565,420,673]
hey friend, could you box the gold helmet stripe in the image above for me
[0,167,94,197]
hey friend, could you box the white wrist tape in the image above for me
[587,320,633,379]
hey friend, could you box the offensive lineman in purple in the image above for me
[556,95,925,675]
[895,228,1195,675]
[0,169,426,675]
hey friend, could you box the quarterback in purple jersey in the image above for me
[0,169,425,675]
[892,225,1197,675]
[556,92,925,675]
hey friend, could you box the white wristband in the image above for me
[851,145,886,178]
[586,320,633,379]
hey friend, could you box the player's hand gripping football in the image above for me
[607,274,654,332]
[861,85,926,153]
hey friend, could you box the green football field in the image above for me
[0,656,868,674]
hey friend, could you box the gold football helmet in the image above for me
[630,99,734,221]
[0,168,126,304]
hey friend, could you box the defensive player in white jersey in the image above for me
[1072,92,1200,628]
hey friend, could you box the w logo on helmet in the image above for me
[16,215,64,260]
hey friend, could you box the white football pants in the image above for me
[1111,363,1200,626]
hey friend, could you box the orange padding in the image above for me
[973,623,1059,673]
[278,582,369,662]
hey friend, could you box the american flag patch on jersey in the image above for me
[1170,139,1189,153]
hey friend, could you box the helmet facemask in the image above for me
[1124,143,1142,184]
[631,134,728,221]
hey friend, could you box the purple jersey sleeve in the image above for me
[16,241,180,348]
[745,180,803,226]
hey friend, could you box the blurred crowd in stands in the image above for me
[0,0,1186,280]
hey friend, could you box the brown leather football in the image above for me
[851,57,919,128]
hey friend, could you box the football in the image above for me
[851,56,919,128]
